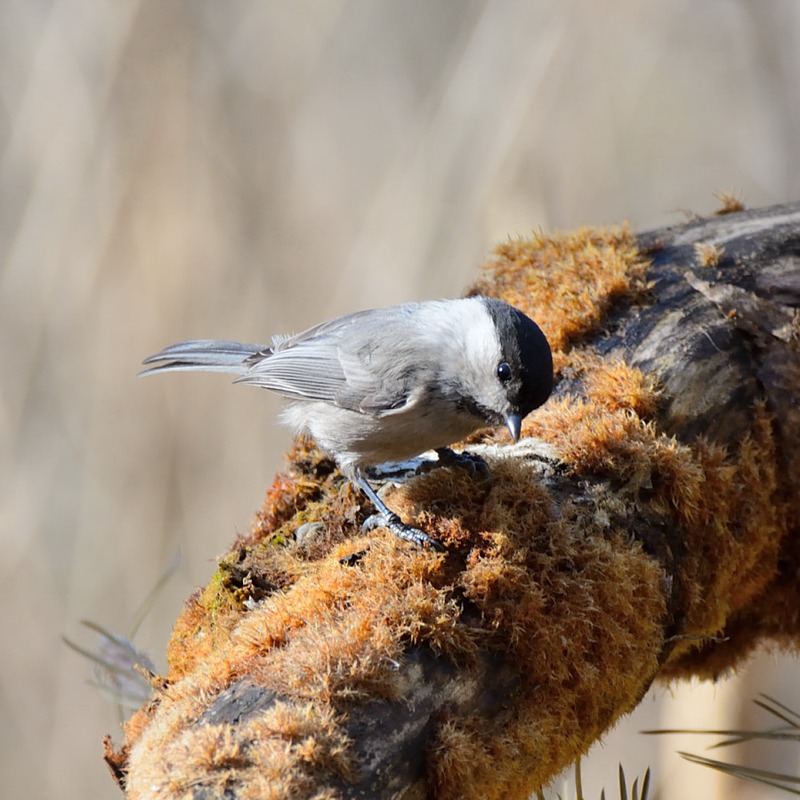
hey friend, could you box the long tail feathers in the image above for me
[140,340,268,376]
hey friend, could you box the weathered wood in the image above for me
[114,201,800,800]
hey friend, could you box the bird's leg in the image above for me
[355,475,446,551]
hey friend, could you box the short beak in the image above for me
[505,412,522,443]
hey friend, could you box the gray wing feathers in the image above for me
[238,308,417,411]
[235,344,347,401]
[240,347,409,411]
[142,304,424,411]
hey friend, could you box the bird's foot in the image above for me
[362,512,446,551]
[416,447,492,481]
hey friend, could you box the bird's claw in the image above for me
[426,447,492,481]
[362,513,447,551]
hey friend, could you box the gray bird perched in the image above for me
[141,296,553,549]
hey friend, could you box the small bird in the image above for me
[141,296,553,549]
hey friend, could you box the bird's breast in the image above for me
[280,398,486,475]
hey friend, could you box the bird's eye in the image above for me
[497,362,512,383]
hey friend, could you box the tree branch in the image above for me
[112,200,800,800]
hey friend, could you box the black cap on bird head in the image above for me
[480,297,554,442]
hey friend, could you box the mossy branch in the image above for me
[113,200,800,799]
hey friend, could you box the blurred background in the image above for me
[1,1,799,797]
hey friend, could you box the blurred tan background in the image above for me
[2,1,799,798]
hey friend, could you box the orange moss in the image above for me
[467,225,650,374]
[249,436,340,545]
[166,571,243,680]
[521,384,785,670]
[125,441,670,798]
[418,464,667,800]
[125,695,352,800]
[565,351,662,418]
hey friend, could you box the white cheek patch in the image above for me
[448,299,504,407]
[414,298,502,369]
[459,299,503,371]
[413,298,509,415]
